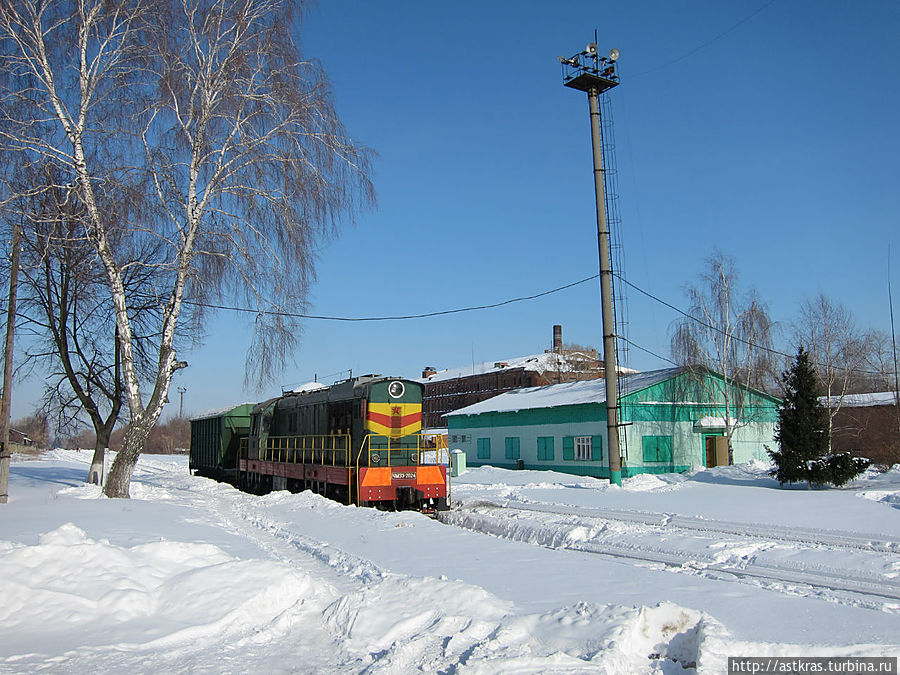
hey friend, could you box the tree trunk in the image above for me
[104,423,151,498]
[86,430,111,485]
[87,446,104,485]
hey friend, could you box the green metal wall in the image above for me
[448,369,778,477]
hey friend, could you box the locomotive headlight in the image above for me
[388,381,405,398]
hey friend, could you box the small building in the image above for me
[9,429,33,446]
[826,391,899,467]
[446,366,779,478]
[420,325,628,428]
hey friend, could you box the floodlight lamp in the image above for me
[608,48,620,62]
[585,42,598,55]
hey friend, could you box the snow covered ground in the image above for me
[1,451,898,673]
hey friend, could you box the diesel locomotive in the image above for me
[189,375,450,513]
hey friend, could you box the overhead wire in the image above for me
[185,270,889,380]
[613,272,891,379]
[632,0,778,77]
[183,274,600,322]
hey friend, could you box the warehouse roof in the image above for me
[821,391,898,408]
[446,367,683,417]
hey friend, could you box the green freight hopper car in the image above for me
[189,403,254,482]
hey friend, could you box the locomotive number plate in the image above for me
[391,471,416,480]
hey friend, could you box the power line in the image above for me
[185,274,600,322]
[616,334,678,367]
[614,272,891,379]
[633,0,778,77]
[616,338,666,366]
[183,268,890,380]
[613,272,792,359]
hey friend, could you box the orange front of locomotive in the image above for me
[356,379,449,512]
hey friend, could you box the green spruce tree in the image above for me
[768,347,868,487]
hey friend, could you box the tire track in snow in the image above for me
[440,500,900,609]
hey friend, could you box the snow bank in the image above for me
[622,473,674,492]
[0,523,313,661]
[3,453,900,672]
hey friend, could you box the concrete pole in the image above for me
[0,224,21,504]
[587,86,623,486]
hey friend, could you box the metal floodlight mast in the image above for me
[558,38,623,486]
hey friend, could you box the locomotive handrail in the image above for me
[257,433,448,471]
[249,432,449,509]
[264,434,351,466]
[353,433,451,507]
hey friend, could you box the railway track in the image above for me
[500,498,900,554]
[440,498,900,607]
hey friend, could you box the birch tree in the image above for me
[13,163,160,483]
[0,0,373,497]
[671,251,774,464]
[793,293,879,451]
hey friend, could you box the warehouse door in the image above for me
[704,435,728,467]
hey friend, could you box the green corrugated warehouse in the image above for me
[446,366,779,478]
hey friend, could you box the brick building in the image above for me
[419,325,630,428]
[827,391,900,467]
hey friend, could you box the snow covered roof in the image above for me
[292,382,328,394]
[191,403,255,421]
[447,367,684,417]
[821,391,898,408]
[418,351,635,384]
[695,416,728,428]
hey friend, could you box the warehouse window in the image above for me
[537,436,554,461]
[574,436,592,461]
[477,437,491,459]
[505,437,520,460]
[642,435,673,463]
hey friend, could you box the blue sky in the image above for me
[12,0,900,422]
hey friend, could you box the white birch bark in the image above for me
[1,0,372,497]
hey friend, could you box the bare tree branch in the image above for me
[670,251,775,463]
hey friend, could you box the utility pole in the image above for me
[0,224,22,504]
[889,250,900,435]
[559,37,624,486]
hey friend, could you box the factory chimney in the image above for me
[553,325,563,354]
